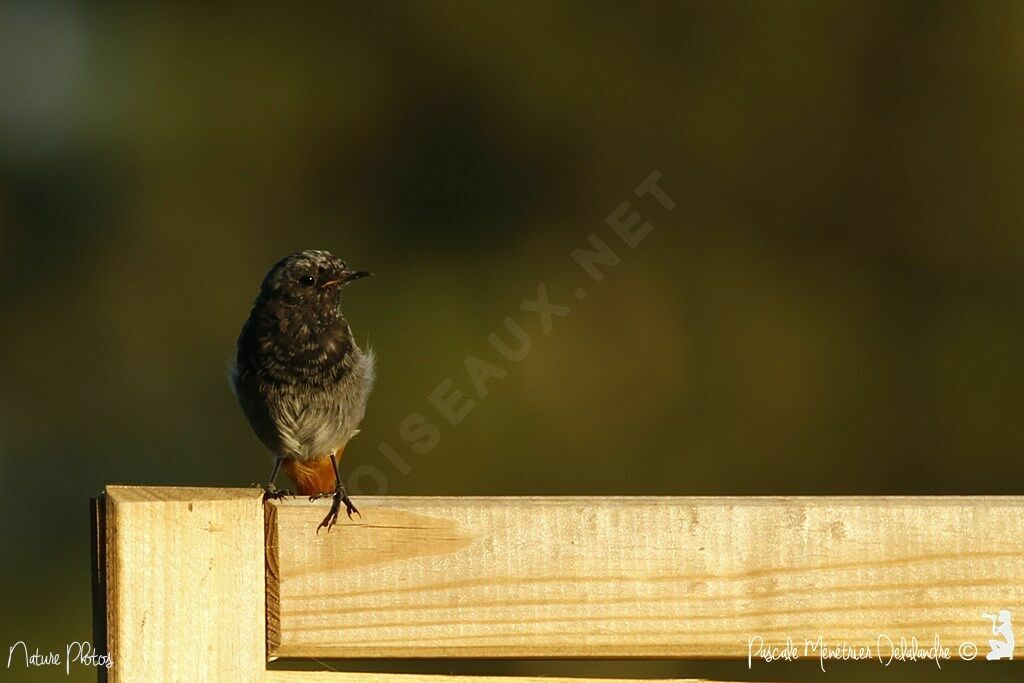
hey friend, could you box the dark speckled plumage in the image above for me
[231,250,375,465]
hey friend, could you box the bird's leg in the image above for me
[263,457,293,500]
[317,452,359,533]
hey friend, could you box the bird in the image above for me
[231,249,374,531]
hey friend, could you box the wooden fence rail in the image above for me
[92,486,1024,681]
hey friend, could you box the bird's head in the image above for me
[259,249,372,309]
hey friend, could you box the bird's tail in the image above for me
[282,455,338,496]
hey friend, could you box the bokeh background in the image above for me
[2,2,1023,681]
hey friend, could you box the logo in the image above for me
[982,610,1014,661]
[746,610,1018,668]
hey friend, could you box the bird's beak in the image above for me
[321,270,373,288]
[345,270,373,283]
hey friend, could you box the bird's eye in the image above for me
[298,275,315,287]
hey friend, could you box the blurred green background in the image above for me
[1,1,1022,681]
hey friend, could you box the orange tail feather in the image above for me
[282,453,341,496]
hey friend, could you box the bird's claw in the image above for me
[262,485,294,501]
[316,490,360,533]
[343,496,360,520]
[317,497,340,533]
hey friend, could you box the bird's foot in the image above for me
[262,485,293,501]
[343,493,360,519]
[316,490,360,533]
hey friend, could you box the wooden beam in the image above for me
[104,486,266,681]
[267,496,1024,659]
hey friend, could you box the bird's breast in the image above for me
[247,315,356,388]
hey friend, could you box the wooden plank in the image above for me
[267,496,1024,659]
[105,486,266,681]
[266,673,753,683]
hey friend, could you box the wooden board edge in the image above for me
[265,672,767,683]
[267,498,282,661]
[104,484,265,503]
[89,494,108,683]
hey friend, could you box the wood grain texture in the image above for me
[267,496,1024,659]
[266,673,753,683]
[105,486,266,681]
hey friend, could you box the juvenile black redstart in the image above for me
[231,249,374,531]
